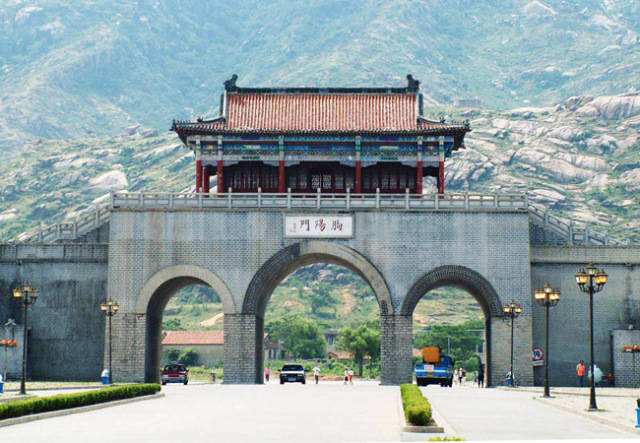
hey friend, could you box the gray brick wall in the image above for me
[612,330,640,388]
[0,243,108,380]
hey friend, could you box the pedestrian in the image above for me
[348,368,354,385]
[461,368,466,385]
[344,368,349,385]
[477,364,484,387]
[576,360,586,387]
[264,366,270,383]
[312,364,321,384]
[457,367,463,385]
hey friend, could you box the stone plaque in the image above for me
[285,215,353,238]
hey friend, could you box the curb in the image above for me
[533,396,638,436]
[4,386,104,393]
[0,392,164,428]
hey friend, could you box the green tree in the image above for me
[304,281,339,319]
[266,315,326,359]
[178,348,199,366]
[162,318,184,330]
[338,322,380,376]
[164,349,180,363]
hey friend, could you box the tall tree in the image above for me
[266,315,326,359]
[338,322,380,376]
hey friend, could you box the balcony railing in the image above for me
[12,190,618,246]
[110,190,529,211]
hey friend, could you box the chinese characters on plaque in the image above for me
[285,215,353,238]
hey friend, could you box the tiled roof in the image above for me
[227,93,417,132]
[172,93,470,137]
[162,330,224,346]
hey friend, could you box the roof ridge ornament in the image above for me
[407,74,420,92]
[224,74,239,92]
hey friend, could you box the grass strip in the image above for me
[0,384,160,420]
[400,383,433,426]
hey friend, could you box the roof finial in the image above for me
[407,74,420,92]
[224,74,239,92]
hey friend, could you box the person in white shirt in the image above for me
[312,365,321,384]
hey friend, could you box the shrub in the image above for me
[400,384,433,426]
[0,384,160,420]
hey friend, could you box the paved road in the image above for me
[422,384,636,440]
[2,382,638,442]
[0,381,402,443]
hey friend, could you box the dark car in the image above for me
[279,364,306,384]
[161,363,189,385]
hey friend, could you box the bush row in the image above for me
[0,384,161,420]
[400,383,433,426]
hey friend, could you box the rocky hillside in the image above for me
[1,0,639,154]
[0,92,638,242]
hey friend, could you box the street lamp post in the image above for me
[12,284,39,395]
[503,301,523,387]
[575,263,608,411]
[100,299,120,384]
[534,283,561,398]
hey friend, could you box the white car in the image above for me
[279,364,306,384]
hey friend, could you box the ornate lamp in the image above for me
[503,301,523,387]
[11,283,39,395]
[575,263,607,411]
[100,299,120,384]
[534,283,561,397]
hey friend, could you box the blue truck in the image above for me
[415,346,454,387]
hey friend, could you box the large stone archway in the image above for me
[401,265,506,386]
[225,241,393,384]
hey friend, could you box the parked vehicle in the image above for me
[161,363,189,385]
[415,346,454,387]
[279,364,306,384]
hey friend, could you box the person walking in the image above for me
[458,367,464,385]
[348,368,354,385]
[344,368,349,385]
[477,364,484,387]
[264,366,270,383]
[312,364,321,384]
[576,360,586,387]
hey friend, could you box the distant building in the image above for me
[161,331,224,367]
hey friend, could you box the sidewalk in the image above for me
[498,387,640,432]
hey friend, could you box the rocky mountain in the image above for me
[1,92,638,242]
[1,0,639,155]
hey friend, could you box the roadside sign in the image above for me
[532,347,544,366]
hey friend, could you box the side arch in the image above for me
[242,241,393,317]
[401,265,503,317]
[136,264,236,314]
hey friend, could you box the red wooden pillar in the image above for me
[278,160,286,193]
[202,165,211,194]
[217,160,224,194]
[438,151,445,195]
[195,159,203,193]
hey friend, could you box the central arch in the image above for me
[401,265,504,386]
[240,241,392,383]
[243,242,392,317]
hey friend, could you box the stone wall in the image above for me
[530,246,640,387]
[611,330,640,388]
[0,243,108,380]
[108,208,533,385]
